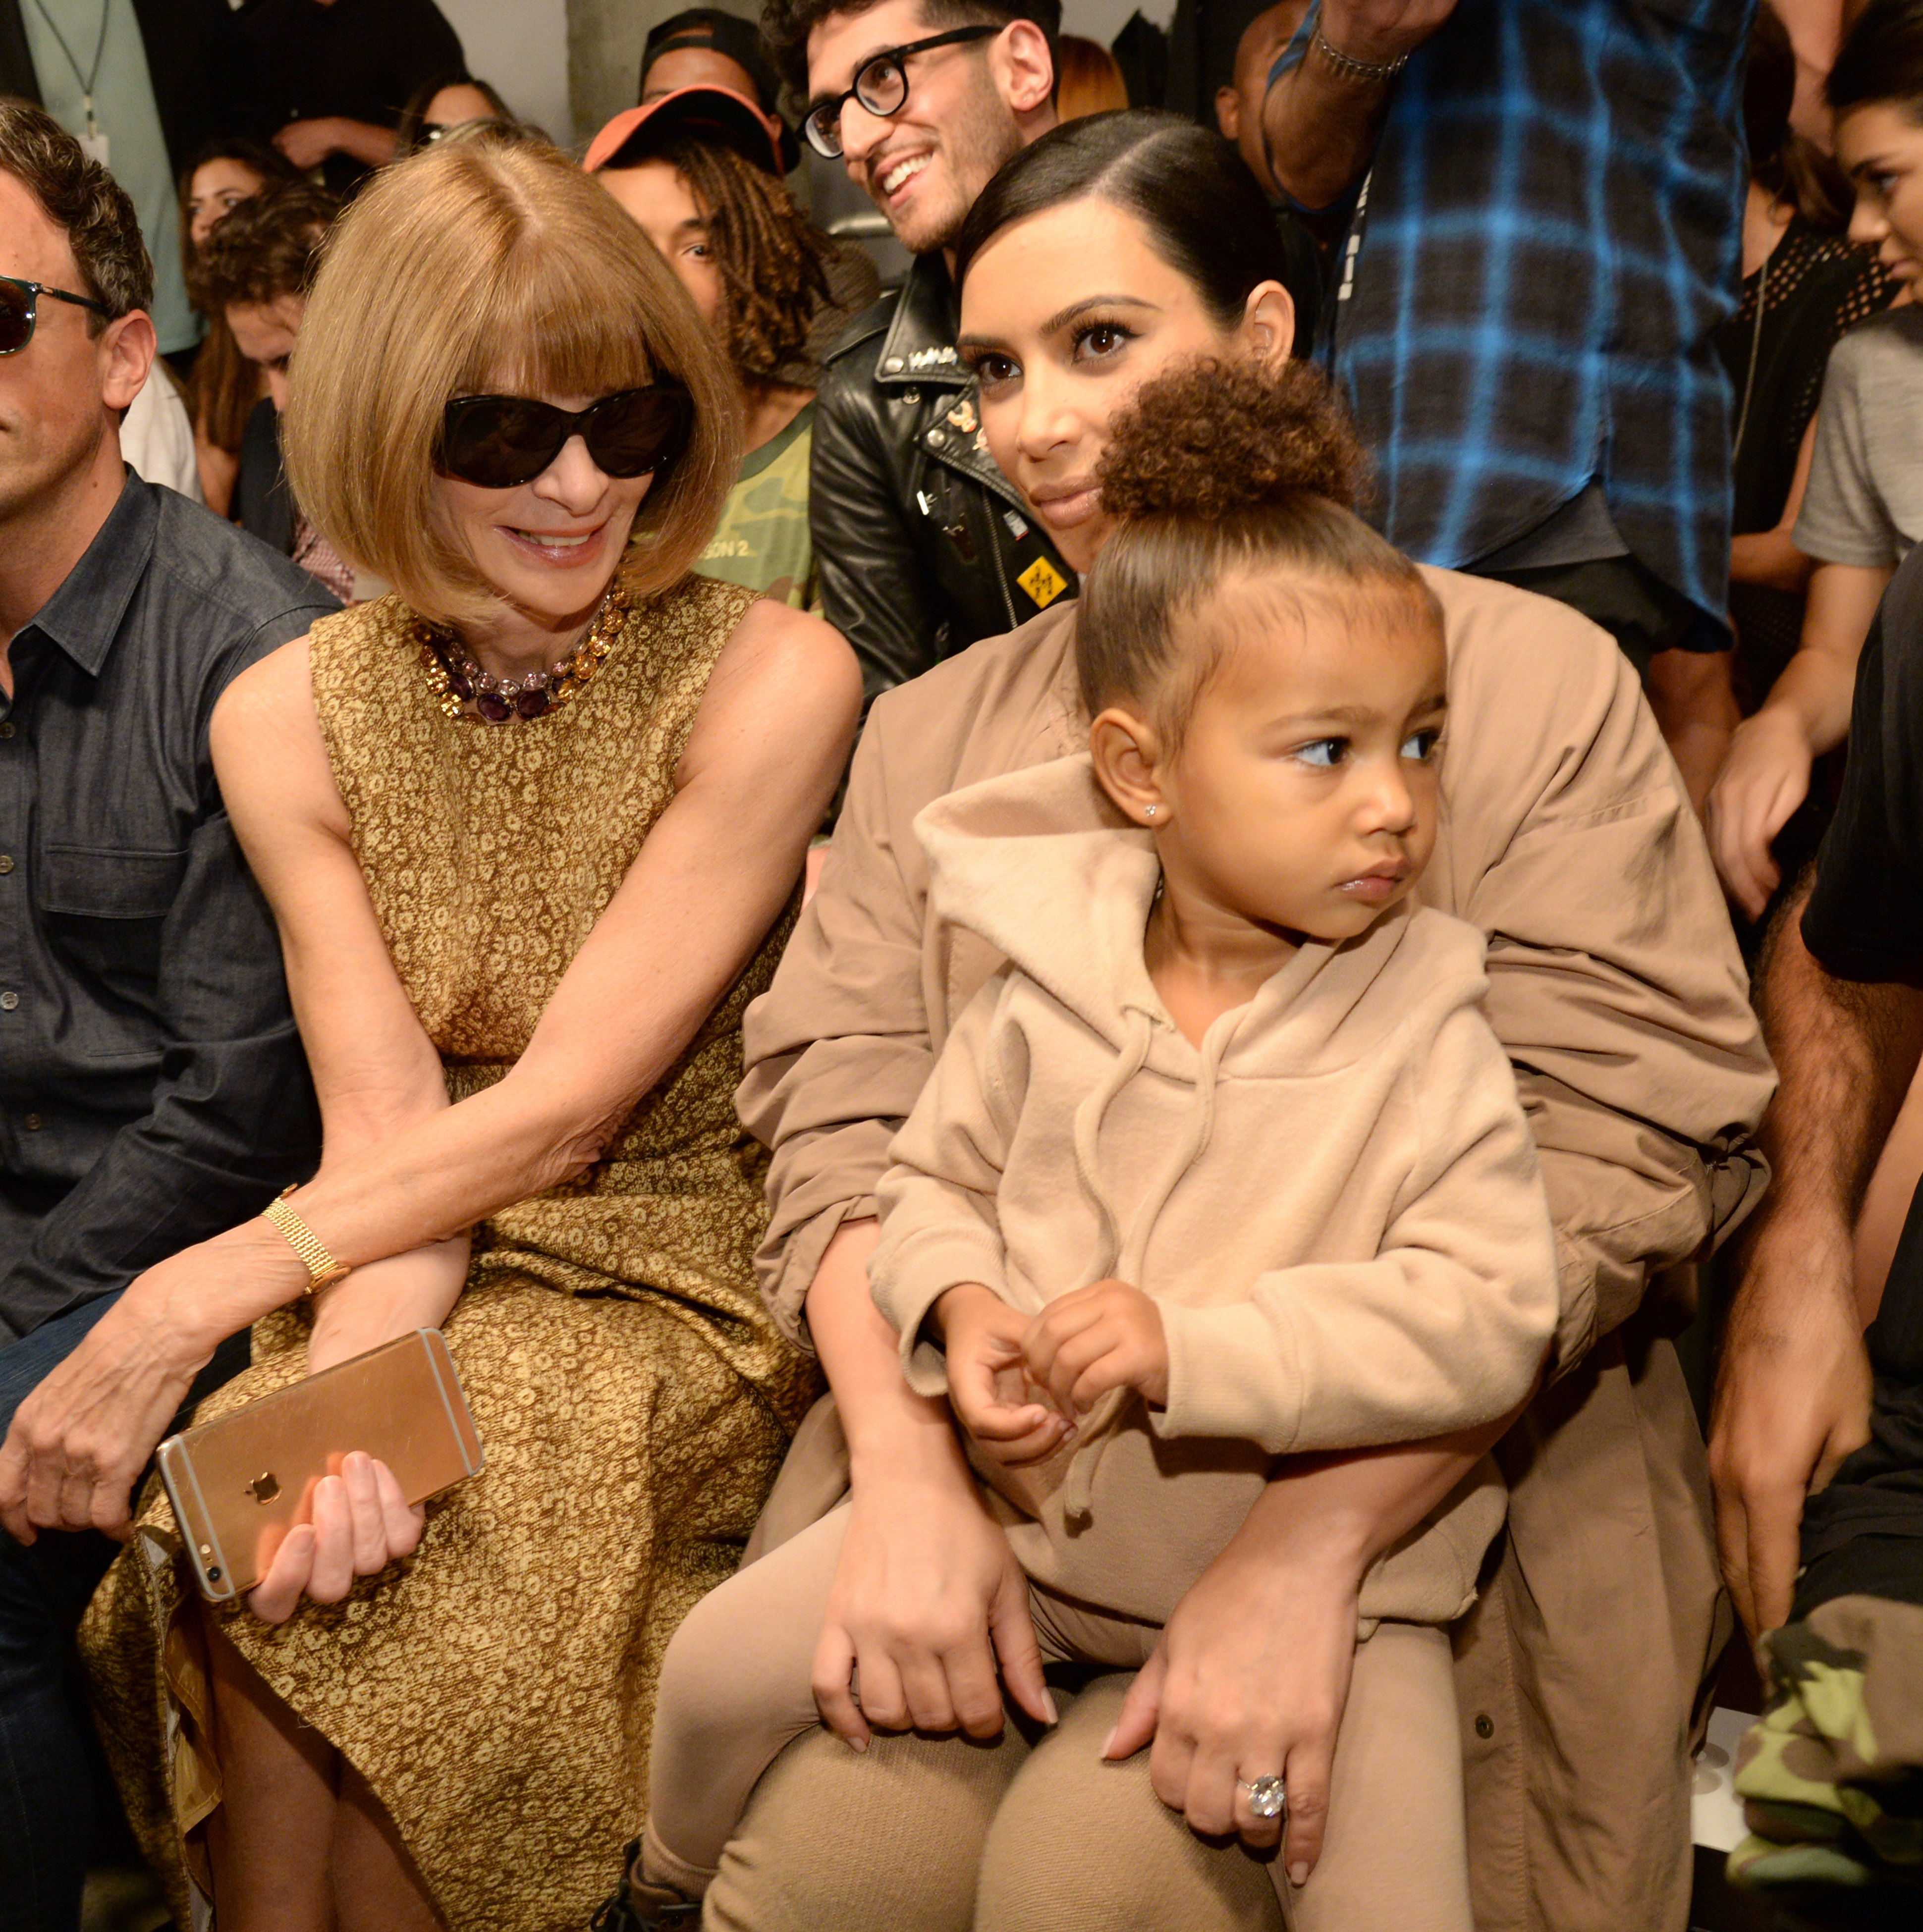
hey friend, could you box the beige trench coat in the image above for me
[736,568,1776,1932]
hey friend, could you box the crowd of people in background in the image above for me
[3,2,1923,1931]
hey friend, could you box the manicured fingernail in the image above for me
[1099,1724,1117,1755]
[848,1735,868,1754]
[1289,1863,1310,1887]
[1042,1691,1059,1724]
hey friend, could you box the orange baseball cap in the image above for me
[583,85,797,177]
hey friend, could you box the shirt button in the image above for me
[22,1114,41,1131]
[0,992,18,1011]
[1474,1713,1495,1740]
[0,722,13,738]
[0,855,11,873]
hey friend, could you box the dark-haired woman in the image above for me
[393,71,518,155]
[177,136,304,513]
[641,351,1562,1932]
[678,112,1770,1932]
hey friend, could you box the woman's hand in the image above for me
[1704,704,1814,920]
[1022,1279,1169,1414]
[246,1451,425,1623]
[934,1283,1070,1465]
[1103,1523,1360,1887]
[810,1465,1054,1750]
[0,1224,305,1544]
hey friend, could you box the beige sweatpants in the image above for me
[646,1504,1471,1932]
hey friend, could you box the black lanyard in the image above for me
[28,0,111,138]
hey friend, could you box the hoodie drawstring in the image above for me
[1059,1010,1227,1521]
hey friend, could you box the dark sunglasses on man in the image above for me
[436,385,693,490]
[802,24,999,159]
[0,274,112,354]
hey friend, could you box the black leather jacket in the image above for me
[810,253,1077,707]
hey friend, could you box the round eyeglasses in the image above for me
[802,25,999,159]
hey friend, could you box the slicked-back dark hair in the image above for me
[0,97,152,321]
[953,109,1286,328]
[1829,0,1923,119]
[761,0,1061,106]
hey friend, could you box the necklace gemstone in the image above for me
[416,584,628,726]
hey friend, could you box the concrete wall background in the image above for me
[560,0,1178,146]
[440,0,575,147]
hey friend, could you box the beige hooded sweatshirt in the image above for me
[868,754,1558,1629]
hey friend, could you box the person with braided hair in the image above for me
[589,89,870,609]
[630,349,1560,1932]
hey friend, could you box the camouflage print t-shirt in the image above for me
[696,402,816,611]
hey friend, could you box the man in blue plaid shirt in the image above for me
[1261,8,1755,1930]
[1265,0,1752,676]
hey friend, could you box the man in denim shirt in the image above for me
[0,103,329,1932]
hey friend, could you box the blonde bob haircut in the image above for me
[282,136,740,629]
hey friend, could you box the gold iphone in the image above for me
[157,1329,483,1604]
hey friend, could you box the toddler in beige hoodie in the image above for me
[638,362,1559,1929]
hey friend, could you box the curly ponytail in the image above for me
[1077,357,1435,745]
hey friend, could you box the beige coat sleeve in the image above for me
[736,716,941,1346]
[867,975,1028,1392]
[1431,577,1776,1371]
[1157,1002,1560,1454]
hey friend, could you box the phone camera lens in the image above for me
[206,1566,223,1582]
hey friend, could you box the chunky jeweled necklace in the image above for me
[415,583,630,724]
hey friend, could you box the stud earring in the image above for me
[1144,805,1157,820]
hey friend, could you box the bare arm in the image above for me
[804,1217,1053,1746]
[0,599,859,1538]
[1259,0,1459,211]
[1709,876,1918,1638]
[215,599,860,1311]
[1706,560,1891,919]
[1730,415,1821,596]
[274,117,399,172]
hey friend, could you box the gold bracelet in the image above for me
[261,1186,352,1296]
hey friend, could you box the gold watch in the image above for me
[260,1186,352,1295]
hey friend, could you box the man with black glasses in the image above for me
[763,0,1072,705]
[0,102,327,1932]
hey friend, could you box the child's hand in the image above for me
[933,1283,1072,1465]
[1022,1279,1169,1416]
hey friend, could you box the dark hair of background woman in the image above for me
[952,108,1289,326]
[1747,4,1853,231]
[395,71,518,157]
[176,136,304,457]
[1828,0,1923,119]
[176,135,303,265]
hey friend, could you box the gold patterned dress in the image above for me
[80,576,819,1932]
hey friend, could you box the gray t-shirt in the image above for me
[1795,305,1923,570]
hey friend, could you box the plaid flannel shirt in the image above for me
[1276,0,1753,634]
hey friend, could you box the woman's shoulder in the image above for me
[862,602,1081,784]
[1423,564,1630,733]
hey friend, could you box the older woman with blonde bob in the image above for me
[60,137,858,1931]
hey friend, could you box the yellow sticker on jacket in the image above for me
[1017,558,1067,608]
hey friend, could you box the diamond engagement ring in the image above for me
[1238,1774,1287,1819]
